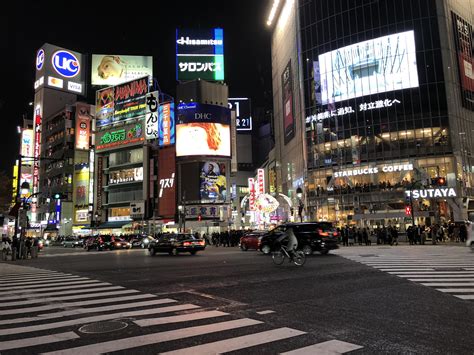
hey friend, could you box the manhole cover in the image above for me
[79,320,128,334]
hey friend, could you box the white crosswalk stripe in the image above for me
[0,265,364,354]
[336,246,474,301]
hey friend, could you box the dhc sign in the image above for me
[52,50,80,78]
[405,188,457,199]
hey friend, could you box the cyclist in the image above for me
[275,227,298,257]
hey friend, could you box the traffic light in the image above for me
[405,205,412,216]
[198,213,202,222]
[432,177,446,186]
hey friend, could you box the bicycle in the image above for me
[272,244,306,266]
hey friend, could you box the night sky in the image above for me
[1,1,273,176]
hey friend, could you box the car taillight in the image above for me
[318,229,330,236]
[115,243,121,246]
[183,242,191,246]
[198,240,205,246]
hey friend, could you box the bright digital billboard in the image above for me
[176,103,230,157]
[200,161,227,203]
[91,55,153,86]
[318,30,419,104]
[158,102,175,147]
[176,28,224,81]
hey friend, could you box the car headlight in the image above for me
[143,239,149,244]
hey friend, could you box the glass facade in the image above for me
[298,0,467,226]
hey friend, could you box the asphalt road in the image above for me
[1,245,473,354]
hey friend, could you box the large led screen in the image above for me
[318,30,419,104]
[91,55,153,86]
[200,161,227,203]
[176,103,231,157]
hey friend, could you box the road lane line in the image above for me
[407,278,474,282]
[437,288,474,292]
[41,318,262,355]
[161,327,306,355]
[0,276,87,287]
[0,285,124,301]
[421,282,474,287]
[0,279,102,291]
[454,295,474,300]
[256,310,276,315]
[0,331,79,351]
[0,289,139,307]
[134,310,229,327]
[391,271,474,275]
[380,269,435,271]
[0,282,110,295]
[0,304,200,336]
[281,339,363,354]
[1,293,158,315]
[0,273,69,282]
[0,298,177,325]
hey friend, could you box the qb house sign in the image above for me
[96,123,144,151]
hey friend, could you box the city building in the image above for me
[267,0,474,228]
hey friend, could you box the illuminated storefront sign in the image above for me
[96,122,144,151]
[157,147,176,217]
[159,102,175,146]
[282,60,295,144]
[21,129,34,160]
[96,157,103,211]
[248,178,256,211]
[91,54,153,86]
[184,205,219,218]
[109,167,143,185]
[405,188,457,199]
[75,209,89,223]
[334,164,413,178]
[75,103,90,150]
[228,98,252,131]
[318,30,419,104]
[257,169,265,195]
[176,28,224,81]
[145,91,159,140]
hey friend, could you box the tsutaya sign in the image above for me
[334,164,413,178]
[405,188,457,199]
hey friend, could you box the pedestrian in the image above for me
[363,228,370,246]
[31,237,39,258]
[11,236,18,261]
[1,237,11,261]
[391,227,398,246]
[348,227,355,246]
[407,226,414,245]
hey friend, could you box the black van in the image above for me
[259,222,340,255]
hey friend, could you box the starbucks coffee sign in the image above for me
[405,188,457,199]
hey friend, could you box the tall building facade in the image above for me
[269,0,474,228]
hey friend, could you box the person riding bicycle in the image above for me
[275,227,298,257]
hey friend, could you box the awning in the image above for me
[97,221,130,230]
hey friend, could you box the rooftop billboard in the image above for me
[91,55,153,86]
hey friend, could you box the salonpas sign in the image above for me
[405,188,457,199]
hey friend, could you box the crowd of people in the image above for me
[339,226,399,246]
[318,178,415,196]
[1,236,40,260]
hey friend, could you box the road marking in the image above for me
[256,310,275,315]
[1,293,157,315]
[0,273,69,282]
[0,289,139,307]
[407,278,474,282]
[0,276,87,287]
[0,298,177,325]
[0,304,200,336]
[391,271,474,275]
[437,288,474,293]
[134,310,229,327]
[0,285,124,301]
[379,269,435,271]
[399,275,474,278]
[0,281,111,295]
[421,282,474,287]
[0,279,102,291]
[0,331,79,351]
[281,339,363,354]
[42,318,262,355]
[162,327,306,355]
[0,271,60,278]
[455,295,474,300]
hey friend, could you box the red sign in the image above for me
[157,147,176,218]
[33,112,41,192]
[75,103,90,150]
[248,178,255,211]
[257,169,265,195]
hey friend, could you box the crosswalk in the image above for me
[338,246,474,301]
[0,265,363,354]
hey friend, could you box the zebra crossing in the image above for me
[0,265,363,354]
[337,246,474,301]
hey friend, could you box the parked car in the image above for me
[259,222,340,255]
[149,234,205,256]
[239,231,266,251]
[62,236,84,248]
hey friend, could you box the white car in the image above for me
[466,222,474,251]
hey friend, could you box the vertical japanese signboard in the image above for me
[159,102,175,147]
[145,91,159,140]
[257,169,265,195]
[21,129,34,160]
[75,103,90,150]
[248,177,256,211]
[96,157,103,212]
[157,147,176,218]
[282,60,295,145]
[452,12,474,111]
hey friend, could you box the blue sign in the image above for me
[177,102,230,125]
[158,102,176,147]
[52,50,80,78]
[36,49,44,70]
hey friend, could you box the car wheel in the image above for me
[261,245,271,255]
[301,245,313,255]
[320,249,329,255]
[190,251,197,255]
[241,243,248,251]
[149,248,156,256]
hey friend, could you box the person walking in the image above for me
[31,237,39,258]
[1,237,11,261]
[391,227,399,246]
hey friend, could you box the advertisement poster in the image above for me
[145,91,159,140]
[95,87,114,127]
[75,103,90,150]
[21,129,33,161]
[96,122,144,151]
[282,60,295,145]
[113,77,148,122]
[176,103,231,157]
[74,166,89,207]
[159,102,175,146]
[91,55,153,86]
[319,30,419,104]
[157,147,176,218]
[200,161,227,202]
[452,12,474,110]
[176,28,224,81]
